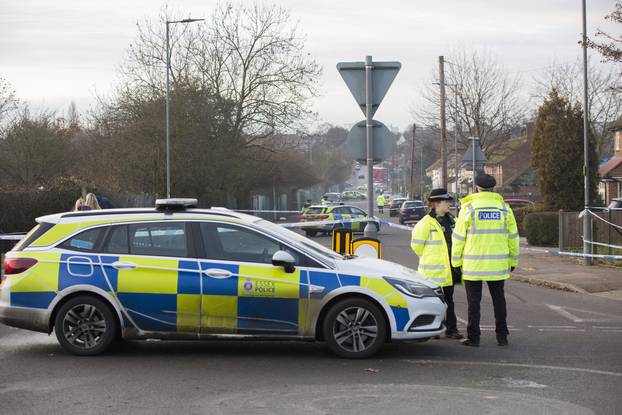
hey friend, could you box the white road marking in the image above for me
[546,304,622,323]
[528,325,576,329]
[402,359,622,378]
[592,326,622,330]
[537,328,585,332]
[603,329,622,333]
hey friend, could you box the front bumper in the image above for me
[392,296,447,340]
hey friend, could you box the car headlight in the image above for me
[383,276,439,298]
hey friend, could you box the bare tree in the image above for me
[532,59,622,156]
[416,50,526,158]
[587,2,622,67]
[0,76,19,129]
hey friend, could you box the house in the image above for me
[598,116,622,204]
[426,123,538,199]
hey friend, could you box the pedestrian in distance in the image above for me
[376,192,385,214]
[451,173,519,347]
[411,188,463,339]
[73,197,86,211]
[84,193,101,210]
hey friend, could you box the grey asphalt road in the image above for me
[1,209,621,415]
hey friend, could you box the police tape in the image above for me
[279,217,377,229]
[521,246,622,260]
[234,209,303,214]
[0,234,25,241]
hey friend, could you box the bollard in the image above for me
[363,220,379,239]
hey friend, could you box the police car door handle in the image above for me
[111,261,137,270]
[205,269,233,279]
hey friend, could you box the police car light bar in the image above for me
[155,198,198,210]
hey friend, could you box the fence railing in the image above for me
[559,210,622,254]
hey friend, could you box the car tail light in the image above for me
[3,257,38,276]
[319,215,329,220]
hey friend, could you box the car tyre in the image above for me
[399,218,404,225]
[323,298,387,359]
[305,230,317,237]
[54,295,118,356]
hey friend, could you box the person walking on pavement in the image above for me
[411,188,463,339]
[451,173,519,347]
[84,193,101,210]
[376,192,385,214]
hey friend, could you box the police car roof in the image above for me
[36,207,249,225]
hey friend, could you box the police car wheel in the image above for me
[323,298,386,359]
[305,230,317,237]
[54,296,118,356]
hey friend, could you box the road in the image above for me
[1,207,621,414]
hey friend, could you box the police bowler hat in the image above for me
[428,188,454,201]
[475,173,496,189]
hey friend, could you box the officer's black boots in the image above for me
[461,337,480,347]
[497,336,509,346]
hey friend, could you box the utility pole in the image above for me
[439,56,448,188]
[581,0,592,265]
[410,123,416,198]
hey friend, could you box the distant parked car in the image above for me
[399,200,427,224]
[505,199,534,210]
[607,198,622,210]
[389,197,407,217]
[323,192,342,203]
[342,190,366,200]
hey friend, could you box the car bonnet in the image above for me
[333,257,437,288]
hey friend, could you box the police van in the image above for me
[0,199,446,358]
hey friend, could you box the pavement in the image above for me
[514,241,622,301]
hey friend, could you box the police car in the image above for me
[0,199,446,358]
[299,204,380,237]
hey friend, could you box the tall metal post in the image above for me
[420,137,424,198]
[472,137,477,192]
[453,86,459,203]
[365,56,374,217]
[439,56,448,188]
[581,0,592,265]
[165,21,171,199]
[410,123,416,199]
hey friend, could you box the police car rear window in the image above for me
[59,227,104,252]
[11,222,55,251]
[306,207,325,214]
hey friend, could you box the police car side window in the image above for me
[102,225,129,254]
[128,222,188,258]
[200,223,279,264]
[60,228,103,252]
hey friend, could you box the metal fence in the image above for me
[559,210,622,253]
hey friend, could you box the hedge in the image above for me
[523,212,559,246]
[0,189,79,233]
[511,205,534,235]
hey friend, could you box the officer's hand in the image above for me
[510,266,515,272]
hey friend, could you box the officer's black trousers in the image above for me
[464,280,508,340]
[442,285,458,333]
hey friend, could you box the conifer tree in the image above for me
[531,90,598,210]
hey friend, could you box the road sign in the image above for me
[346,120,394,164]
[337,61,401,117]
[462,140,488,171]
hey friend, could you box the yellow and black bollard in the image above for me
[332,228,353,255]
[351,237,382,259]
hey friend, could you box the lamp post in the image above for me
[165,17,204,198]
[468,136,480,192]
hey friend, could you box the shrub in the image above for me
[524,212,559,246]
[511,205,534,235]
[0,188,79,233]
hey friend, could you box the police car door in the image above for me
[197,222,307,335]
[100,222,200,334]
[348,207,367,231]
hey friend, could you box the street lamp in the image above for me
[165,17,204,198]
[468,136,480,192]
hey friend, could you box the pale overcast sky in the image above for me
[0,0,618,130]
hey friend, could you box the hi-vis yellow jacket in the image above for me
[376,195,385,206]
[451,192,519,281]
[411,214,453,287]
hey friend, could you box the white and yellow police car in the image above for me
[0,199,446,358]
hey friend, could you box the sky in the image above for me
[0,0,619,131]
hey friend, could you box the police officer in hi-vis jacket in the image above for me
[451,173,519,347]
[411,188,463,339]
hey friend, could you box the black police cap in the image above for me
[475,173,496,189]
[428,188,454,201]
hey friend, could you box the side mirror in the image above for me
[272,250,296,273]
